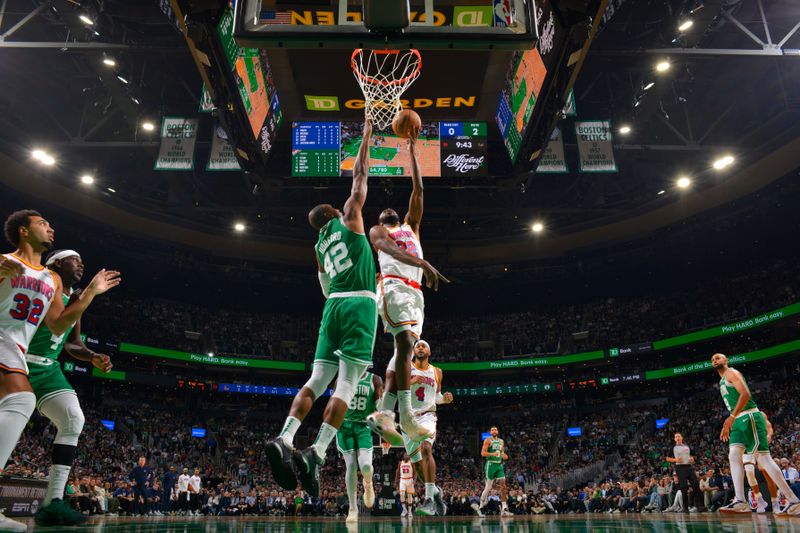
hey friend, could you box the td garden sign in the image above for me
[305,95,477,112]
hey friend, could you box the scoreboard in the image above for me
[292,120,489,178]
[291,122,340,177]
[440,122,487,177]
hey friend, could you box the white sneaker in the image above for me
[755,497,768,514]
[366,411,405,447]
[689,507,698,513]
[401,507,407,517]
[363,479,375,509]
[346,509,358,523]
[471,503,484,517]
[720,499,750,514]
[0,513,27,532]
[778,501,800,516]
[501,509,514,517]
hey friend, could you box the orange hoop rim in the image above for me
[351,48,422,87]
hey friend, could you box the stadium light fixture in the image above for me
[80,175,95,185]
[117,75,128,84]
[107,188,116,193]
[678,20,693,31]
[643,81,655,91]
[618,125,632,135]
[713,155,735,170]
[32,149,55,166]
[531,222,544,233]
[207,352,215,357]
[102,57,116,67]
[79,14,94,25]
[676,177,691,189]
[657,190,666,195]
[234,222,246,232]
[142,121,156,132]
[656,61,671,72]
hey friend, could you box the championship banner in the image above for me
[575,120,617,172]
[563,89,577,117]
[207,133,241,171]
[537,128,567,173]
[199,83,214,113]
[0,477,47,517]
[154,117,199,171]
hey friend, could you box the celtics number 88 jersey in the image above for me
[315,217,375,296]
[344,373,376,423]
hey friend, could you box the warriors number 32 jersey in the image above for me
[378,223,423,284]
[0,254,57,352]
[410,363,438,414]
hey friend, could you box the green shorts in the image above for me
[336,420,374,453]
[485,462,506,481]
[27,361,74,409]
[730,410,769,454]
[314,295,378,367]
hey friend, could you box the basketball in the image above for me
[392,109,421,139]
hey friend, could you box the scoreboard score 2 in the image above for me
[440,122,487,177]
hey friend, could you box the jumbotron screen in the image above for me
[496,48,548,164]
[291,121,487,178]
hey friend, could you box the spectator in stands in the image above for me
[781,458,800,499]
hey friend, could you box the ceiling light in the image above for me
[41,155,55,166]
[531,222,544,233]
[207,352,214,357]
[142,121,155,132]
[676,177,691,189]
[79,14,94,25]
[712,155,735,170]
[102,58,116,67]
[678,20,693,31]
[656,61,671,72]
[80,175,94,185]
[32,149,46,160]
[107,187,116,193]
[657,190,666,195]
[131,97,140,105]
[117,76,128,84]
[619,125,631,135]
[234,222,246,232]
[643,81,655,91]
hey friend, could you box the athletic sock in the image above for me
[425,483,435,500]
[44,464,73,506]
[380,391,397,413]
[398,391,412,421]
[278,416,301,447]
[0,392,36,470]
[311,423,337,461]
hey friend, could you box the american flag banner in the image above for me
[260,11,293,24]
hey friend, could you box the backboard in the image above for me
[233,0,540,50]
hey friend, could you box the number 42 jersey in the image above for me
[315,217,375,296]
[0,254,57,360]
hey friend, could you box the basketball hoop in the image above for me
[351,49,422,130]
[380,440,393,456]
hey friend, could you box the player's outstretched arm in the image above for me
[44,269,121,335]
[480,438,493,458]
[64,313,113,373]
[343,118,373,234]
[404,136,423,235]
[369,225,449,291]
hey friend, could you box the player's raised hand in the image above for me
[719,416,734,442]
[85,269,122,296]
[363,115,373,137]
[0,256,24,278]
[419,260,450,291]
[91,353,113,373]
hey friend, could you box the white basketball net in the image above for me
[351,49,422,130]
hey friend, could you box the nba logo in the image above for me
[493,0,514,27]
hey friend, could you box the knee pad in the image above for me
[331,361,369,405]
[39,393,85,446]
[358,448,373,472]
[303,362,338,399]
[0,391,35,418]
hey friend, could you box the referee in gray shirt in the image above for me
[666,432,703,512]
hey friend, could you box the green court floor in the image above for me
[12,514,800,532]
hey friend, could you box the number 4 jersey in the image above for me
[0,253,58,373]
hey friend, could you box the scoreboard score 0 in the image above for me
[440,122,487,177]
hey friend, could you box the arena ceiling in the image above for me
[0,0,798,265]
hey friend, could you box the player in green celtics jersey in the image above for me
[27,250,113,526]
[337,370,383,523]
[266,117,379,499]
[474,426,513,517]
[712,353,800,515]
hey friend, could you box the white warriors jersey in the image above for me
[378,223,423,284]
[400,460,414,480]
[0,254,57,352]
[410,363,438,414]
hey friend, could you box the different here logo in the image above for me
[304,95,340,111]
